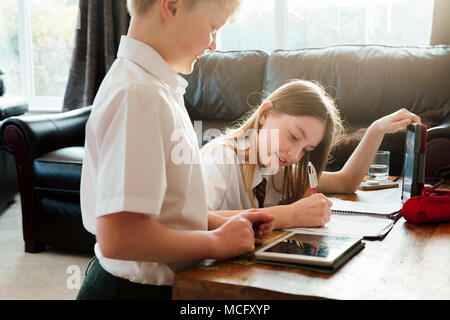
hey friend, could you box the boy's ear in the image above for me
[160,0,182,22]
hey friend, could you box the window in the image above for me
[0,0,79,112]
[0,0,436,112]
[219,0,277,52]
[218,0,435,51]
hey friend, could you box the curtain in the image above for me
[63,0,130,111]
[430,0,450,45]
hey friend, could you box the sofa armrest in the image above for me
[427,120,450,140]
[1,106,91,161]
[0,96,29,120]
[426,120,450,178]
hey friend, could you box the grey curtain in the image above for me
[430,0,450,45]
[63,0,130,111]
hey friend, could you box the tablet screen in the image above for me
[264,233,357,258]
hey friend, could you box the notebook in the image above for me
[286,198,402,240]
[287,214,394,240]
[330,198,403,220]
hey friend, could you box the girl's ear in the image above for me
[259,101,273,126]
[160,0,181,22]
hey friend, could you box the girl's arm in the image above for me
[318,108,421,194]
[210,192,333,230]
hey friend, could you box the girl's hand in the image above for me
[287,193,333,227]
[373,108,422,134]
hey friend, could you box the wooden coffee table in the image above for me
[172,179,450,300]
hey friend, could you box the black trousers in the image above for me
[76,257,172,300]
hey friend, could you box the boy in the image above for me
[77,0,274,300]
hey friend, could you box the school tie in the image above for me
[254,178,267,208]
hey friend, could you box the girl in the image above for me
[201,79,421,230]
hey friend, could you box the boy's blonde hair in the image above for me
[225,79,346,207]
[127,0,241,20]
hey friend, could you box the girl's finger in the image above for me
[410,114,422,125]
[241,211,274,224]
[402,109,421,124]
[258,222,273,232]
[255,238,263,245]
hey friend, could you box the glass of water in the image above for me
[368,151,390,180]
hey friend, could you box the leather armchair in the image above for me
[2,45,449,254]
[1,107,95,253]
[0,96,28,212]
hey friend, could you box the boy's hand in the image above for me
[288,193,332,227]
[211,214,256,260]
[210,210,275,259]
[373,108,422,134]
[238,209,275,245]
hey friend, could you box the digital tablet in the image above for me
[424,176,444,189]
[401,123,427,203]
[359,180,399,190]
[255,232,363,267]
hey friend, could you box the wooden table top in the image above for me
[173,178,450,300]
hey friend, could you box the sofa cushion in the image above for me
[33,147,83,194]
[183,50,269,122]
[263,45,450,125]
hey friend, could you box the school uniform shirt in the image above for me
[80,35,208,286]
[201,138,284,210]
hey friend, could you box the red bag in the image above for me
[402,189,450,223]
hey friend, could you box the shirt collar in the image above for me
[252,166,264,189]
[252,165,282,189]
[117,35,188,94]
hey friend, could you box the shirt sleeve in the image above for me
[94,84,174,218]
[201,141,240,210]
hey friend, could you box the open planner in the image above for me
[286,198,403,240]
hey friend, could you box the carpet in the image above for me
[0,194,92,300]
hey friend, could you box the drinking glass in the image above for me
[368,151,390,180]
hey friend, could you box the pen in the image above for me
[307,161,318,194]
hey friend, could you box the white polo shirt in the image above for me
[201,138,284,210]
[80,36,208,285]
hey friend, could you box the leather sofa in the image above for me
[2,45,449,254]
[0,96,28,212]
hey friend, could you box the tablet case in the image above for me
[256,241,365,274]
[401,123,427,202]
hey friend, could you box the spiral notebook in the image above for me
[286,199,402,240]
[331,199,403,220]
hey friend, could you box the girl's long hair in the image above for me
[224,79,346,207]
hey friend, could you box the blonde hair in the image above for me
[225,79,345,207]
[127,0,241,21]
